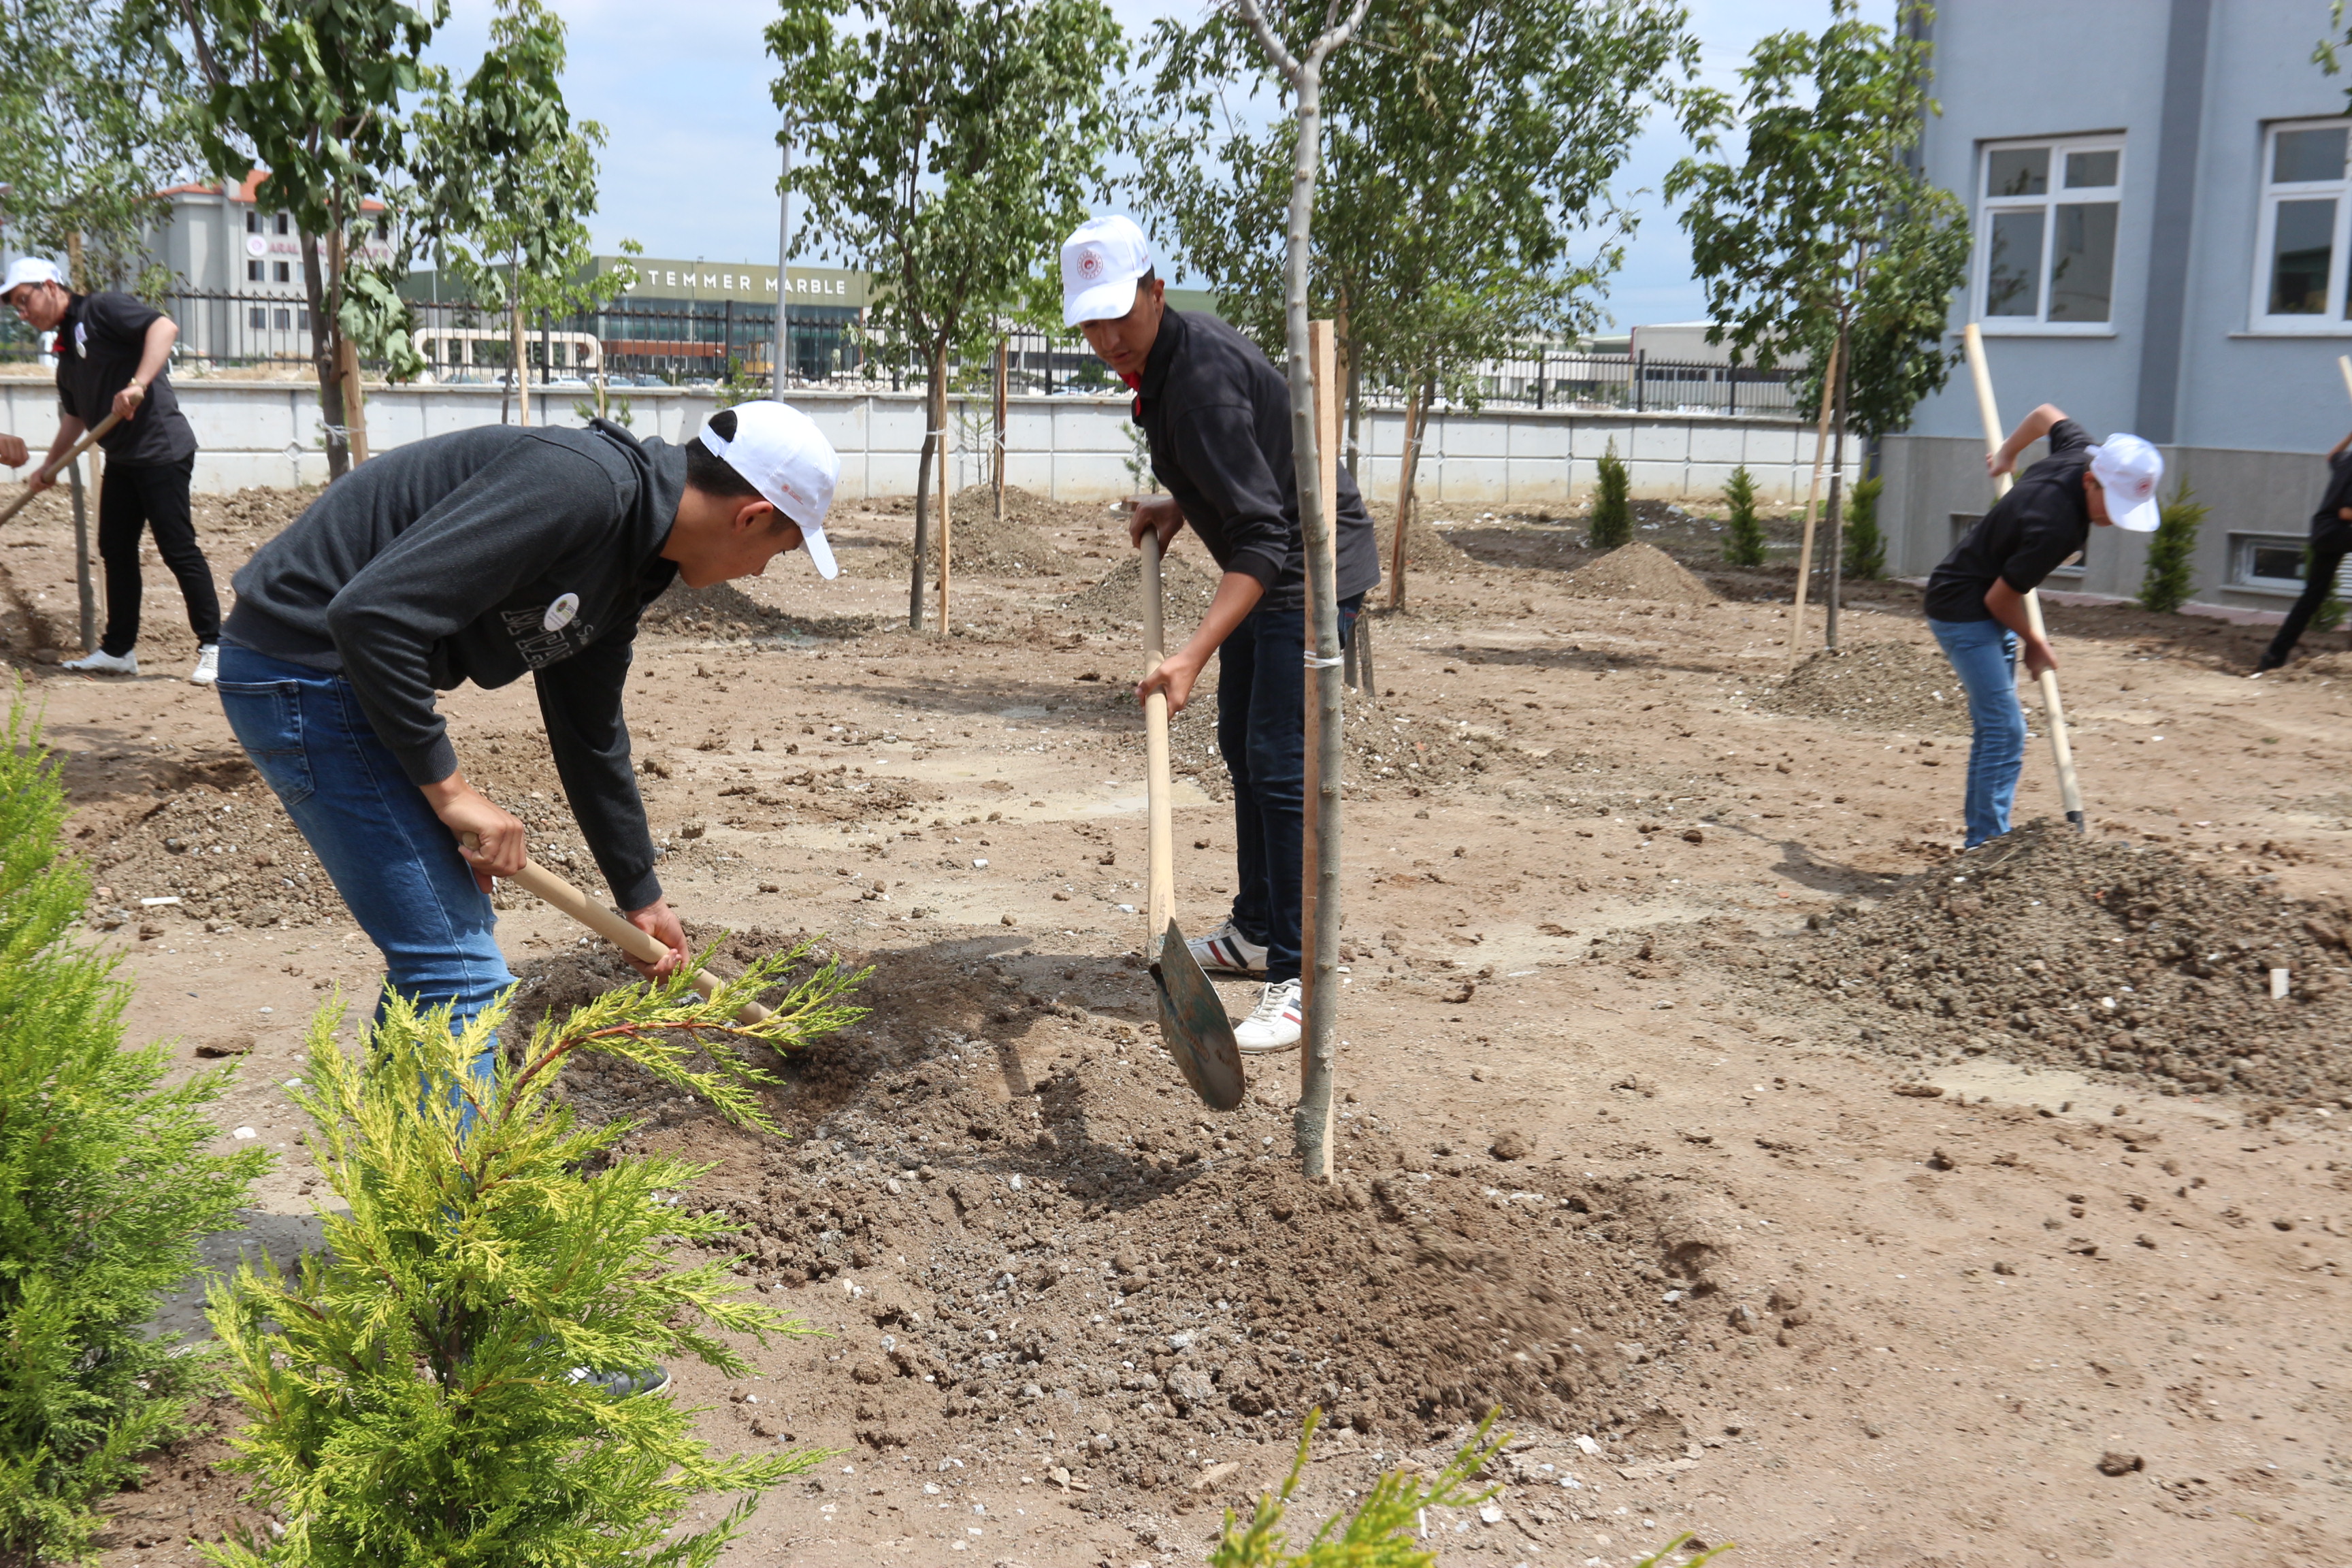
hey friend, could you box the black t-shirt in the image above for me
[54,291,197,467]
[1923,419,2094,623]
[1134,308,1381,612]
[2313,450,2352,554]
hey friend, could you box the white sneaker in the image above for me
[189,644,219,685]
[61,648,137,676]
[1234,978,1303,1054]
[1187,919,1268,977]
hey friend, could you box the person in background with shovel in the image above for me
[1925,403,2160,848]
[2,257,223,684]
[1063,215,1381,1053]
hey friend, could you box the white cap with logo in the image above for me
[2087,433,2163,532]
[1,257,65,301]
[696,400,841,578]
[1061,215,1152,327]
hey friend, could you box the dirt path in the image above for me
[7,489,2349,1568]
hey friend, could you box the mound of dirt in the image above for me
[198,485,321,535]
[1561,542,1717,606]
[517,932,1717,1499]
[639,580,881,644]
[1062,551,1220,627]
[1760,640,1972,735]
[1364,502,1472,571]
[1795,817,2352,1104]
[73,754,355,934]
[876,486,1094,576]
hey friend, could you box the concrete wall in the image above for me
[0,375,1859,504]
[1879,431,2332,617]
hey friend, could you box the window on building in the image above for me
[275,213,289,236]
[247,259,263,282]
[274,261,291,283]
[273,308,292,330]
[245,210,259,235]
[2232,534,2313,591]
[248,306,267,329]
[2252,119,2352,331]
[1975,137,2123,331]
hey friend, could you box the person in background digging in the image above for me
[1,257,223,683]
[1063,215,1381,1053]
[2253,429,2352,674]
[216,404,839,1391]
[1924,403,2161,848]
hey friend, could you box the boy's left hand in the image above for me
[623,896,688,981]
[1139,648,1204,714]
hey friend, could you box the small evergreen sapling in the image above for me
[203,943,866,1568]
[2138,481,2207,615]
[1588,442,1632,551]
[1842,474,1886,581]
[2310,544,2347,633]
[0,685,268,1566]
[1720,466,1765,566]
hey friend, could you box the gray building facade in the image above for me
[1883,0,2352,618]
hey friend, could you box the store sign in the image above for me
[598,255,866,306]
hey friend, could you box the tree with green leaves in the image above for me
[1128,0,1695,608]
[201,943,864,1566]
[175,0,448,476]
[1721,464,1764,566]
[1588,441,1630,550]
[767,0,1126,630]
[1666,0,1967,648]
[0,686,267,1565]
[0,0,201,296]
[410,0,635,427]
[2138,481,2206,615]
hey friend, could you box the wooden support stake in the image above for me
[1963,323,2087,831]
[1786,333,1842,672]
[994,336,1009,527]
[68,457,94,651]
[1299,320,1343,1177]
[337,333,370,465]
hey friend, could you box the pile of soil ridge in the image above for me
[1561,542,1718,606]
[1761,640,1972,735]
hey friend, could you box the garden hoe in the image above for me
[1139,531,1245,1112]
[0,410,120,529]
[464,833,772,1024]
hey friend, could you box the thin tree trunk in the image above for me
[329,229,369,463]
[1386,376,1431,610]
[1825,316,1852,651]
[511,279,531,428]
[994,336,1008,527]
[65,231,84,291]
[936,361,953,631]
[1336,293,1358,480]
[297,227,350,480]
[909,342,943,631]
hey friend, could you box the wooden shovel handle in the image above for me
[465,834,772,1024]
[0,410,123,530]
[1141,533,1175,943]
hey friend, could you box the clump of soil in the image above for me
[1760,640,1972,735]
[1794,817,2352,1103]
[640,579,881,644]
[73,755,350,934]
[1364,502,1472,572]
[1348,702,1568,791]
[1062,551,1220,629]
[1561,542,1718,606]
[875,486,1087,576]
[197,485,321,535]
[520,935,1717,1498]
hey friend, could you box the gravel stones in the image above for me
[1798,818,2352,1103]
[1761,640,1973,736]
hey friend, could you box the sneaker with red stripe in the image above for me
[1186,919,1267,977]
[1235,978,1303,1054]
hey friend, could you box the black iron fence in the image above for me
[0,289,1806,418]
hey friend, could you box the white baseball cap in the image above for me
[696,400,841,579]
[1061,215,1152,327]
[1,257,64,301]
[2087,433,2163,532]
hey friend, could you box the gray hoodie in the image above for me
[225,419,683,908]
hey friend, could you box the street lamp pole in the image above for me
[772,106,791,398]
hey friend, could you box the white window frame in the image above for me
[1972,135,2125,336]
[2249,116,2352,336]
[2230,533,2315,593]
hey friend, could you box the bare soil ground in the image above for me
[7,485,2352,1568]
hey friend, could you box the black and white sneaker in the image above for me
[1186,919,1268,977]
[1234,979,1303,1054]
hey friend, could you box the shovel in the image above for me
[0,410,122,530]
[1139,531,1244,1112]
[463,833,772,1024]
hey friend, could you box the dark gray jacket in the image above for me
[1134,309,1381,611]
[225,419,682,908]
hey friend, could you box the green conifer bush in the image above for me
[1588,443,1632,551]
[1721,466,1765,566]
[0,686,269,1565]
[202,945,866,1567]
[2138,482,2207,615]
[1842,474,1886,581]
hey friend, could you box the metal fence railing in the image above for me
[0,289,1807,419]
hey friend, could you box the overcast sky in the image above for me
[427,0,1895,331]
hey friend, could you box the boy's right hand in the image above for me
[1128,495,1183,554]
[426,774,527,892]
[2021,636,2059,679]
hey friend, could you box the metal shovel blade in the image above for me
[1149,916,1245,1112]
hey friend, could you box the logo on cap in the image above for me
[1078,250,1105,280]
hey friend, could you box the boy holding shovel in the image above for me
[1063,215,1381,1052]
[1925,403,2159,847]
[215,403,838,1131]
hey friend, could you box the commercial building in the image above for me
[1880,1,2352,617]
[139,172,392,365]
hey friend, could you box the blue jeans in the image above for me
[1929,617,2026,849]
[214,643,511,1107]
[1215,595,1360,986]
